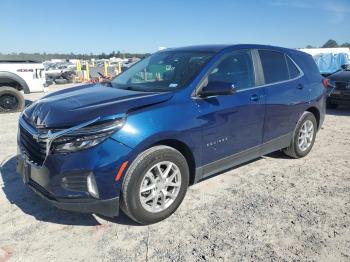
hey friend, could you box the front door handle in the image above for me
[297,84,304,89]
[250,94,259,102]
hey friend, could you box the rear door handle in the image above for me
[250,94,259,102]
[297,84,304,89]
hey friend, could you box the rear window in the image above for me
[259,50,301,84]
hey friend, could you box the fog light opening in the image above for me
[87,173,99,198]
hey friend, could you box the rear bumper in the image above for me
[28,178,119,217]
[327,96,350,105]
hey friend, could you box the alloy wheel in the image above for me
[139,161,182,213]
[297,119,314,151]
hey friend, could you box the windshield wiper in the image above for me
[111,85,142,91]
[100,80,112,87]
[110,83,164,92]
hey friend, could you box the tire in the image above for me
[46,79,54,86]
[121,145,189,224]
[283,111,317,158]
[326,101,338,109]
[0,86,25,113]
[54,78,68,85]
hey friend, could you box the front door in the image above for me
[195,49,266,174]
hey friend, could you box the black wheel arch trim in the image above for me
[0,71,30,94]
[305,106,321,130]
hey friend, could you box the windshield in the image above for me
[110,51,214,92]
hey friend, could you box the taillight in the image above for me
[322,78,330,88]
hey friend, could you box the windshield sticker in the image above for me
[165,65,175,71]
[169,83,178,88]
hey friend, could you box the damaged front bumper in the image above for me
[16,144,127,217]
[16,142,128,217]
[16,117,132,217]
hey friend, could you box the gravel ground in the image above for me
[0,85,349,261]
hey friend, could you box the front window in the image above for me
[110,51,214,92]
[207,50,256,90]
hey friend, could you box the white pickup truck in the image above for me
[0,60,47,112]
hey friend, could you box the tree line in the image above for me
[306,39,350,49]
[0,51,149,61]
[0,40,349,61]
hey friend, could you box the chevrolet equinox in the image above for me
[17,45,326,224]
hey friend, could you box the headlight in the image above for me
[52,118,125,153]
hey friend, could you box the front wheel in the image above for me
[121,145,189,224]
[283,111,317,158]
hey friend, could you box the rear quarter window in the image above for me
[286,55,300,78]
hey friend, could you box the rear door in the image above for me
[196,49,266,170]
[257,49,307,143]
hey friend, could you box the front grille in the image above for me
[335,81,350,90]
[19,124,46,165]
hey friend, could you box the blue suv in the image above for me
[17,44,326,224]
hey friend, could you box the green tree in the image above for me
[0,51,147,61]
[322,39,339,48]
[341,42,350,48]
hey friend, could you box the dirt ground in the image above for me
[0,85,349,261]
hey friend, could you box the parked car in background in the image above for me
[17,44,326,224]
[44,61,76,85]
[326,64,350,108]
[300,48,350,108]
[0,60,46,112]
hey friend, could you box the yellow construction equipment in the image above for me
[104,61,108,77]
[85,62,90,81]
[76,60,81,72]
[118,62,122,75]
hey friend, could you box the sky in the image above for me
[0,0,349,54]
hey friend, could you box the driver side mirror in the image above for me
[199,79,236,97]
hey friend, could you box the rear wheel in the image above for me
[121,145,189,224]
[283,111,317,158]
[0,86,25,113]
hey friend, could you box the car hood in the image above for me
[328,70,350,82]
[23,84,173,128]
